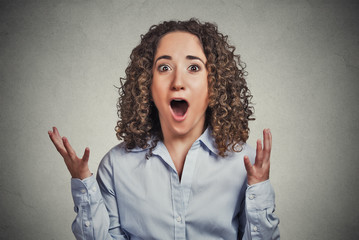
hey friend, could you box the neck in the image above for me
[161,124,206,179]
[162,123,206,153]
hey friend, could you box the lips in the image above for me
[170,99,188,119]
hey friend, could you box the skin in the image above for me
[48,127,91,179]
[244,129,272,185]
[48,32,272,185]
[151,31,209,178]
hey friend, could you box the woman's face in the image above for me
[151,31,209,139]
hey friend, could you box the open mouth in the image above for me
[170,99,188,117]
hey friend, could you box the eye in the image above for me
[158,64,171,72]
[188,65,200,72]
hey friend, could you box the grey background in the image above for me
[1,0,358,239]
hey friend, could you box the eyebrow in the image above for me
[154,55,171,64]
[186,55,205,65]
[154,55,206,65]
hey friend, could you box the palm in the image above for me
[244,129,272,185]
[48,127,91,180]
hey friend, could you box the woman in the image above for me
[49,18,280,239]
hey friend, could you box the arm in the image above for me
[71,175,127,239]
[48,127,127,239]
[241,129,280,239]
[241,180,280,239]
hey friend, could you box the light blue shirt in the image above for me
[71,128,280,239]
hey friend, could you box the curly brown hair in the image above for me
[115,18,254,157]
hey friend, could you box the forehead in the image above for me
[155,31,205,58]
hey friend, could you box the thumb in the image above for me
[82,147,90,162]
[243,155,252,173]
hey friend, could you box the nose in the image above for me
[171,68,185,91]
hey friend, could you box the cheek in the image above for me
[200,76,209,102]
[150,81,166,107]
[194,79,209,109]
[150,78,158,98]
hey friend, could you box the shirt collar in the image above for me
[125,143,150,152]
[126,127,218,156]
[198,127,218,156]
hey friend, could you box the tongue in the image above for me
[171,101,188,116]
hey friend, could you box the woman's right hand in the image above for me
[48,127,92,180]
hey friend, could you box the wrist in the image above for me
[73,170,92,180]
[247,176,269,186]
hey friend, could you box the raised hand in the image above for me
[48,127,91,180]
[244,128,272,186]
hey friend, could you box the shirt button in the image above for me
[92,186,97,192]
[81,188,86,194]
[84,221,90,227]
[176,216,182,222]
[253,226,258,232]
[249,194,255,200]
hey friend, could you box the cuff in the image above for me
[71,174,101,207]
[246,180,275,211]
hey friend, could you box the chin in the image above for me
[169,119,205,138]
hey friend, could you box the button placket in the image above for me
[170,169,186,239]
[176,215,182,222]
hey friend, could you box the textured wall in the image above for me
[1,0,358,239]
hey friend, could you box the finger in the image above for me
[243,155,253,173]
[53,126,61,138]
[48,131,68,157]
[62,137,77,160]
[82,147,90,162]
[263,129,271,152]
[255,139,263,166]
[262,129,272,162]
[50,127,65,148]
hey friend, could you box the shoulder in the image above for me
[241,143,255,157]
[224,143,256,164]
[100,142,125,163]
[99,142,148,168]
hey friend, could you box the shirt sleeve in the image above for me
[241,180,280,240]
[71,169,128,239]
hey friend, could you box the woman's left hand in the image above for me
[244,128,272,185]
